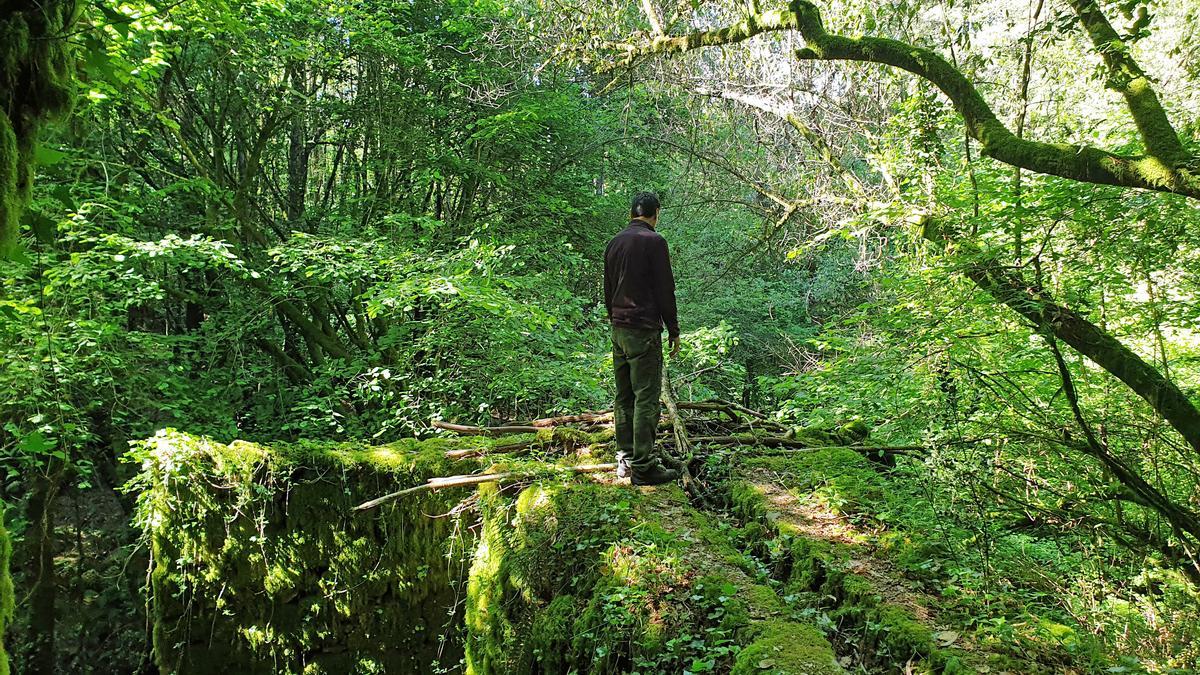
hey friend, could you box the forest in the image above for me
[0,0,1198,672]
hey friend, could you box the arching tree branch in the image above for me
[965,255,1200,460]
[610,0,1200,200]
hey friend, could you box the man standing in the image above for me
[604,192,683,486]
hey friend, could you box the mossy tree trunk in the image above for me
[0,2,80,259]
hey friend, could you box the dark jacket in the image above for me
[603,220,679,338]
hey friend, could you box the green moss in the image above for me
[465,479,842,675]
[740,448,884,515]
[728,456,944,668]
[875,605,935,658]
[731,620,842,674]
[134,430,478,674]
[1,1,78,258]
[528,595,578,672]
[0,510,12,675]
[730,479,772,525]
[836,419,870,444]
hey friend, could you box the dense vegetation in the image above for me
[1,0,1198,672]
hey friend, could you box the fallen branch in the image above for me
[433,420,541,436]
[444,439,536,460]
[353,463,618,511]
[524,412,613,427]
[663,366,711,506]
[677,401,740,422]
[690,435,924,455]
[691,434,810,448]
[662,371,694,464]
[756,444,925,456]
[678,399,771,422]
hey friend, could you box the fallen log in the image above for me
[677,401,740,422]
[686,434,924,453]
[352,463,618,511]
[709,398,768,419]
[690,434,812,448]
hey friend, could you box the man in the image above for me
[604,192,684,486]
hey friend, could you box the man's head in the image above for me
[630,191,661,227]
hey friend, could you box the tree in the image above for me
[577,0,1200,574]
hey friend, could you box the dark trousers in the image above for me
[612,326,662,471]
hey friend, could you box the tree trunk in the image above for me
[25,465,63,673]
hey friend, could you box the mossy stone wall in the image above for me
[134,430,481,674]
[138,431,853,674]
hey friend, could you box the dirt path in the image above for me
[739,466,1026,673]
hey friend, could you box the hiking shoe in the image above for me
[631,462,680,486]
[616,452,631,478]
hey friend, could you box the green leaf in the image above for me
[18,430,57,455]
[34,144,69,166]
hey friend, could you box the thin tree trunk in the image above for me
[26,465,63,673]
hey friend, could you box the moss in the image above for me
[465,479,842,675]
[528,595,579,672]
[731,620,842,674]
[874,605,936,658]
[836,419,870,444]
[139,430,856,674]
[0,510,11,675]
[134,430,478,674]
[729,455,944,668]
[730,479,772,526]
[740,448,884,515]
[1,1,79,257]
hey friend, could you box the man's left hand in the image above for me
[668,335,681,359]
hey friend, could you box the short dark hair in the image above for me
[631,192,661,218]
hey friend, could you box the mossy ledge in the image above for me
[464,478,843,674]
[134,430,846,674]
[132,429,487,674]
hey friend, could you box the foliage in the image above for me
[3,0,1200,671]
